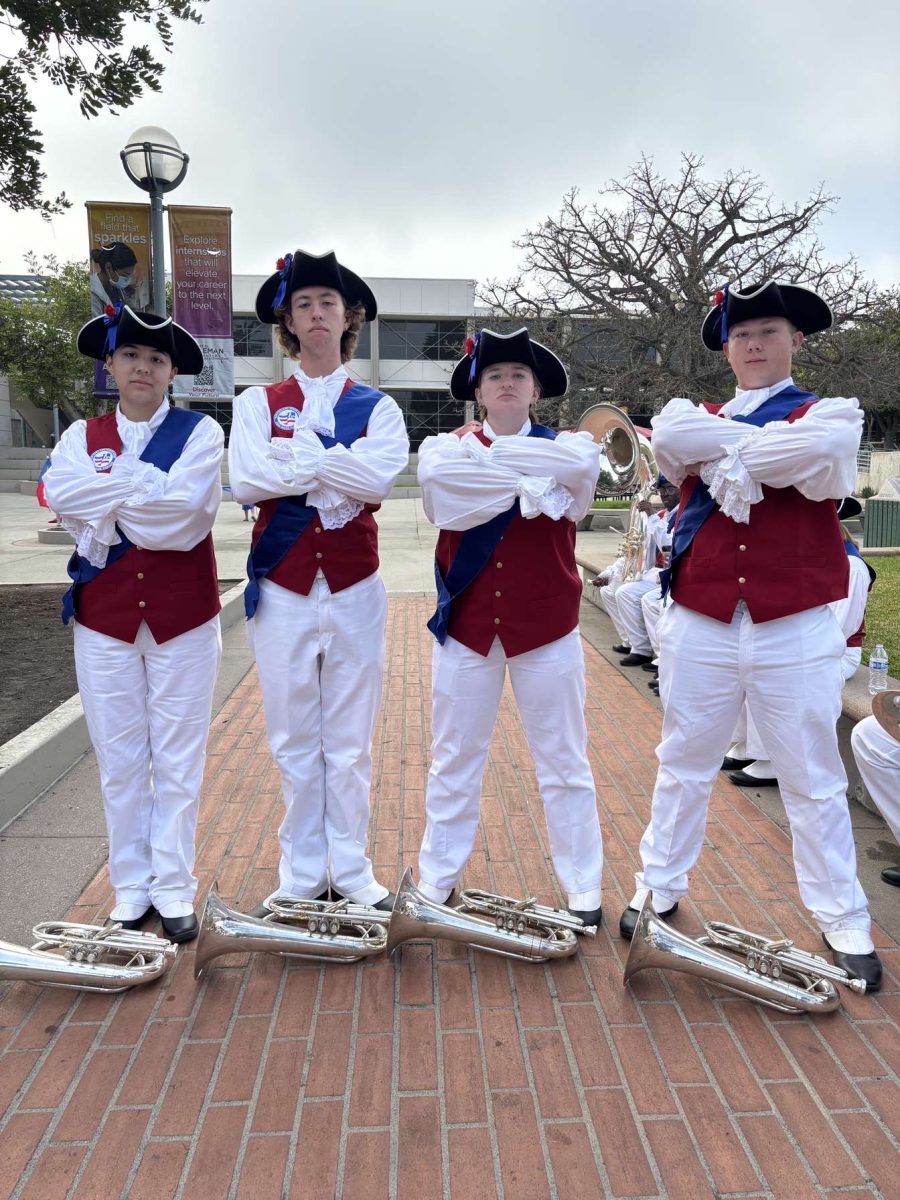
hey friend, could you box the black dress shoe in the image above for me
[648,680,660,692]
[568,906,602,929]
[822,935,882,992]
[640,662,659,673]
[250,889,331,919]
[106,905,155,931]
[331,889,396,912]
[721,756,753,771]
[619,901,678,942]
[728,769,778,787]
[881,867,900,888]
[160,913,199,944]
[611,644,631,654]
[619,652,655,667]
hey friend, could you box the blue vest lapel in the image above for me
[244,383,383,618]
[62,408,205,624]
[660,386,816,600]
[427,423,557,645]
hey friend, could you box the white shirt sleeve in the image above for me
[650,398,754,485]
[229,387,408,506]
[831,555,871,640]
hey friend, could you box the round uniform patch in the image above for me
[90,447,118,472]
[273,406,301,432]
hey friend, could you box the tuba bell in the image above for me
[0,921,177,993]
[193,888,388,979]
[386,869,580,961]
[575,402,660,581]
[623,895,847,1013]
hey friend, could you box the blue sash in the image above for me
[244,383,384,618]
[427,423,558,645]
[660,386,817,600]
[61,408,204,624]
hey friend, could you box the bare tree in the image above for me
[480,154,882,425]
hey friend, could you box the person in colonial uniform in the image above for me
[228,250,408,914]
[44,306,224,942]
[618,281,882,991]
[852,703,900,888]
[415,328,604,927]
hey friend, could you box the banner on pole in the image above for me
[86,201,153,398]
[168,206,234,399]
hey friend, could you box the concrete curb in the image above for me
[0,581,248,832]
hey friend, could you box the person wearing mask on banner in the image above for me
[90,243,147,316]
[228,250,408,915]
[415,328,605,928]
[617,280,882,992]
[44,305,224,943]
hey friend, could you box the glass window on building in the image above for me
[353,321,371,360]
[390,389,465,449]
[233,315,272,357]
[189,399,233,445]
[379,319,468,362]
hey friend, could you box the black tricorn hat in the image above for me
[836,496,863,520]
[255,249,377,323]
[76,305,204,375]
[701,280,833,350]
[450,327,568,401]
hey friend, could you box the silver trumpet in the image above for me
[458,888,597,936]
[623,896,845,1014]
[193,888,388,979]
[386,869,579,961]
[699,921,867,996]
[0,921,177,993]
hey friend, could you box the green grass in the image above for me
[591,499,631,509]
[862,554,900,672]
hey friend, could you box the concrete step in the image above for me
[0,467,42,481]
[0,448,48,462]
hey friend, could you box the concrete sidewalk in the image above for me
[1,497,898,1199]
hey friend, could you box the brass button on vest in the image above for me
[138,601,146,609]
[738,576,746,584]
[137,572,144,580]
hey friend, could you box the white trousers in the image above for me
[598,581,629,644]
[614,577,660,656]
[418,631,604,909]
[640,587,665,656]
[250,574,387,903]
[851,716,900,845]
[637,601,871,933]
[74,617,222,908]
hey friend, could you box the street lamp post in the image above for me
[120,126,189,317]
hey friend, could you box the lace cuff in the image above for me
[699,439,763,524]
[516,476,572,520]
[307,486,364,530]
[60,514,121,569]
[268,436,323,486]
[117,457,166,508]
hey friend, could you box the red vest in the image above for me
[672,401,849,623]
[76,411,220,644]
[252,376,380,596]
[436,432,582,656]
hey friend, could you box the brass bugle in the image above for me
[386,869,579,961]
[623,895,842,1014]
[457,888,597,936]
[194,888,388,980]
[0,921,177,993]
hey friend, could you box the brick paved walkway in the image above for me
[1,596,898,1200]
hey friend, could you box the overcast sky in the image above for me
[2,0,899,294]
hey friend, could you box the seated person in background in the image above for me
[640,585,666,694]
[725,505,874,787]
[852,695,900,887]
[613,476,681,667]
[592,476,676,662]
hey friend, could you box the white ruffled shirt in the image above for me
[650,379,863,524]
[44,398,224,568]
[228,366,409,531]
[417,419,600,532]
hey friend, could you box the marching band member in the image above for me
[612,477,680,666]
[416,328,604,927]
[228,250,408,914]
[618,280,882,991]
[45,306,224,942]
[852,701,900,887]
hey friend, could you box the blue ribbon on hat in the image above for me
[719,283,730,345]
[271,253,294,311]
[467,332,481,384]
[102,303,124,355]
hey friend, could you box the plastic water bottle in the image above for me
[868,644,889,694]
